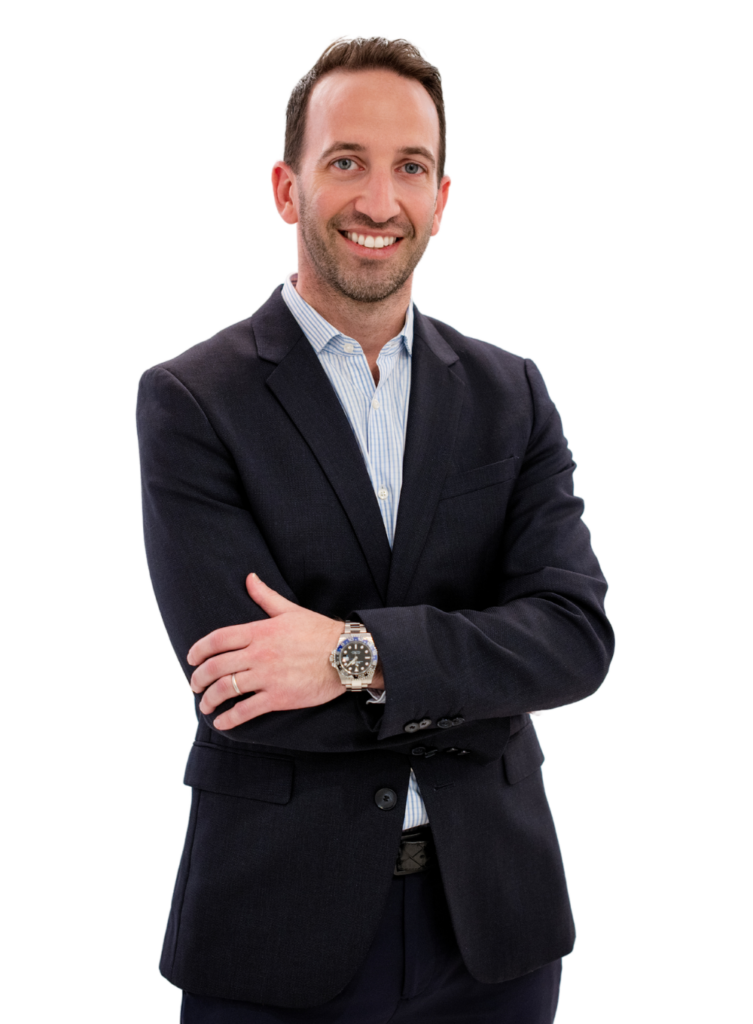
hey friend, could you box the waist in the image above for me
[394,826,433,876]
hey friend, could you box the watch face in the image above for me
[337,640,374,676]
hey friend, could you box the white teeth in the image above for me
[347,232,398,248]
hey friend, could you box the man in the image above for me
[137,37,614,1023]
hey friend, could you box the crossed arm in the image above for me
[135,364,581,749]
[184,557,609,744]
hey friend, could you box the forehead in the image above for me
[303,68,440,162]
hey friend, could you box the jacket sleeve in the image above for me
[136,364,382,753]
[358,359,615,741]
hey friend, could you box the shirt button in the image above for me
[378,487,388,500]
[343,343,354,353]
[375,788,397,810]
[372,397,380,409]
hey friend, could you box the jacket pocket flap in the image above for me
[184,742,294,804]
[441,456,519,500]
[503,724,545,785]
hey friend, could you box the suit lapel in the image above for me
[251,291,465,608]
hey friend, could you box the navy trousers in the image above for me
[181,866,562,1023]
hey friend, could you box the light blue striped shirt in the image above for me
[281,274,429,831]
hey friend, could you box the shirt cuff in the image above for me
[365,688,386,704]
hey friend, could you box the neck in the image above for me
[293,272,411,364]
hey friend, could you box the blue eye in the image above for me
[333,157,426,176]
[334,158,357,170]
[403,163,423,175]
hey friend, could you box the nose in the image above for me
[352,173,405,234]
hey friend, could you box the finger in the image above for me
[246,573,296,618]
[199,670,254,714]
[191,655,253,696]
[213,689,274,730]
[187,623,253,667]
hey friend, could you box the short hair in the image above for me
[284,37,446,181]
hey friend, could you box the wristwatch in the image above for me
[329,621,378,690]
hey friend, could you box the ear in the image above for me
[430,174,452,241]
[270,157,301,228]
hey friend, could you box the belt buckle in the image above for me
[394,827,432,876]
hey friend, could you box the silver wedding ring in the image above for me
[231,673,241,696]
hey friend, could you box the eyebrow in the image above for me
[319,142,437,168]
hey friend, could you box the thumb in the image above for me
[246,573,295,617]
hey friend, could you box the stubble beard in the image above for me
[297,190,434,304]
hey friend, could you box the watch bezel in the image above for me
[332,635,378,680]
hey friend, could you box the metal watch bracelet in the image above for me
[330,621,378,691]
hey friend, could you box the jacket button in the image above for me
[418,718,432,729]
[457,750,470,756]
[437,718,453,728]
[452,716,465,726]
[445,747,459,754]
[375,788,397,810]
[411,746,427,756]
[404,722,420,733]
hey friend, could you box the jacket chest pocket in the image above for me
[440,456,519,501]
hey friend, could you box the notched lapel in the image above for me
[251,291,464,607]
[387,312,465,606]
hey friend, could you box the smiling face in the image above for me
[275,68,450,304]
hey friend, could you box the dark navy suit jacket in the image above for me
[136,286,614,1007]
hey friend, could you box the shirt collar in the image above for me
[281,274,414,357]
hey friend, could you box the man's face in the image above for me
[286,68,449,303]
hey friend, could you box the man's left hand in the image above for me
[187,573,381,730]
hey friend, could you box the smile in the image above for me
[338,231,403,258]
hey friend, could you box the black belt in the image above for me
[394,826,433,876]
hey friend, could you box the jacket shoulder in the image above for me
[138,287,300,407]
[417,307,553,415]
[139,314,259,392]
[417,313,528,374]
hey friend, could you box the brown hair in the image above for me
[284,37,446,181]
